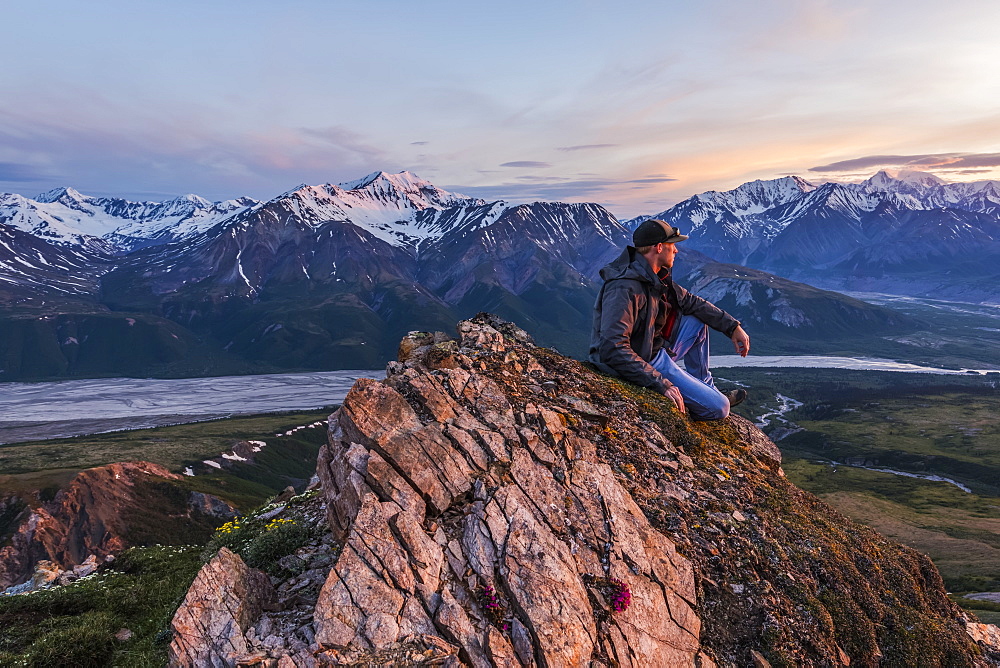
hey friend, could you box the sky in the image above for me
[3,0,1000,218]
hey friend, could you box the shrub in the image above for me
[242,519,311,571]
[202,500,315,573]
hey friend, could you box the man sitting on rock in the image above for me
[589,219,750,420]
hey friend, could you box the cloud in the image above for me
[500,161,552,168]
[411,141,429,145]
[810,152,1000,172]
[515,175,570,182]
[443,174,673,203]
[625,177,678,184]
[0,106,394,199]
[0,161,47,182]
[556,144,618,152]
[938,154,1000,168]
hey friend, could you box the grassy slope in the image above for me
[0,545,205,668]
[719,367,1000,623]
[780,392,1000,492]
[0,412,339,667]
[0,409,334,513]
[0,410,331,474]
[524,348,981,664]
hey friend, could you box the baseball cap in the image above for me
[632,219,689,246]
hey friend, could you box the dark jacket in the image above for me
[589,246,741,393]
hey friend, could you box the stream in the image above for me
[753,392,803,439]
[828,461,973,493]
[742,390,975,494]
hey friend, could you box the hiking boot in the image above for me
[724,388,747,407]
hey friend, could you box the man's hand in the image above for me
[664,385,686,414]
[731,325,750,357]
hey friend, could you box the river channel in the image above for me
[2,354,997,445]
[0,370,384,444]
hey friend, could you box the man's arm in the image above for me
[594,281,672,394]
[673,283,742,337]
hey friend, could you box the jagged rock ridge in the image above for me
[0,461,235,592]
[169,315,1000,667]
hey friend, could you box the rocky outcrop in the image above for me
[167,492,344,667]
[169,314,1000,667]
[1,554,104,596]
[969,623,1000,655]
[309,314,991,666]
[189,491,241,519]
[0,461,236,590]
[313,358,700,665]
[169,547,278,667]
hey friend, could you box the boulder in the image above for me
[169,547,278,667]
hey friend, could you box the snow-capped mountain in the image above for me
[860,169,945,192]
[0,187,259,253]
[705,175,817,213]
[85,171,636,373]
[624,176,819,261]
[924,179,1000,215]
[1,170,920,380]
[637,170,1000,299]
[0,221,111,299]
[104,175,629,310]
[260,171,504,252]
[336,170,471,209]
[0,191,116,254]
[105,195,259,250]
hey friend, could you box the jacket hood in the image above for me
[599,246,669,285]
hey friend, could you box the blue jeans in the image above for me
[650,315,730,420]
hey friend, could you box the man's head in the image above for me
[633,219,687,270]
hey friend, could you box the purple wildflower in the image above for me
[609,577,632,612]
[480,583,508,630]
[583,573,634,616]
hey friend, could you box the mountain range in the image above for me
[0,170,940,380]
[632,169,1000,301]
